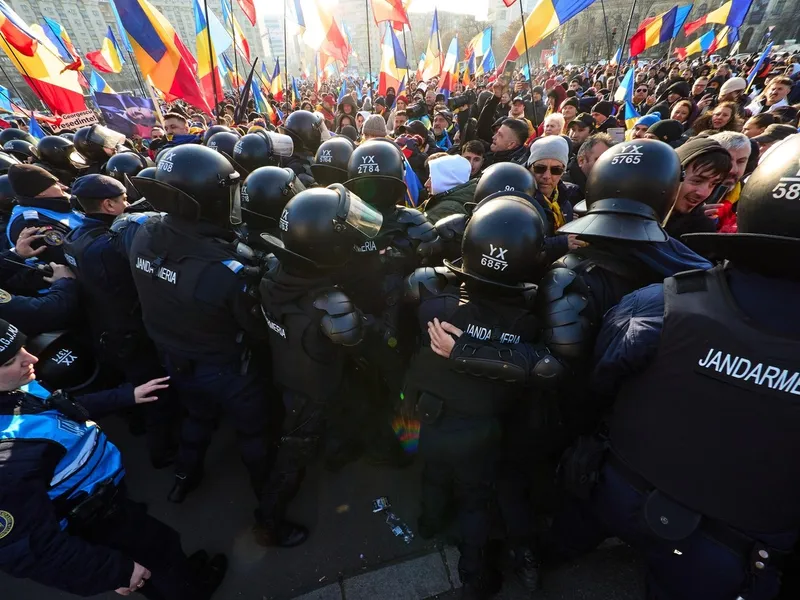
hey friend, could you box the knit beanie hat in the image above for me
[429,155,470,195]
[635,113,661,129]
[647,119,685,144]
[362,114,387,138]
[526,135,569,168]
[591,100,614,118]
[7,163,58,198]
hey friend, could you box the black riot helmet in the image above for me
[242,166,305,230]
[279,110,330,153]
[33,135,78,170]
[311,136,354,185]
[0,128,36,146]
[0,152,21,175]
[26,331,100,393]
[230,130,294,175]
[343,139,406,211]
[0,175,15,214]
[203,124,233,144]
[104,152,150,182]
[207,131,241,157]
[445,195,546,290]
[137,166,157,179]
[71,124,125,164]
[260,184,383,269]
[130,144,242,227]
[60,132,75,142]
[474,162,536,204]
[683,134,800,278]
[558,139,680,243]
[3,139,35,162]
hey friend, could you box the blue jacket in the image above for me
[592,267,800,396]
[0,277,80,335]
[0,382,135,595]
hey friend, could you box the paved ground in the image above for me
[1,416,645,600]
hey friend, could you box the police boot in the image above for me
[512,547,541,593]
[167,472,202,503]
[252,520,309,548]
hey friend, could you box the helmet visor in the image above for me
[222,171,243,225]
[87,124,126,152]
[264,132,294,157]
[315,114,333,144]
[332,184,382,239]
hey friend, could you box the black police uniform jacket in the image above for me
[609,266,800,533]
[405,268,539,424]
[128,215,266,363]
[260,263,359,402]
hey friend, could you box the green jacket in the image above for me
[422,179,478,223]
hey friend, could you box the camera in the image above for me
[447,89,476,111]
[406,100,429,119]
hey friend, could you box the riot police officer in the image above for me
[64,174,177,468]
[279,110,331,185]
[0,152,21,176]
[240,166,305,243]
[2,139,35,163]
[0,318,227,598]
[547,128,800,600]
[404,196,547,599]
[229,130,294,176]
[258,184,380,546]
[310,136,354,185]
[125,146,275,535]
[70,124,125,174]
[31,135,85,186]
[206,130,241,158]
[5,164,86,266]
[0,128,36,146]
[104,151,152,183]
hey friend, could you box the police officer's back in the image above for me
[258,184,380,546]
[278,110,329,186]
[404,196,546,599]
[551,130,800,600]
[126,145,275,525]
[0,318,227,598]
[239,165,306,247]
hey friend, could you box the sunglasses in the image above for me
[532,164,564,176]
[636,88,649,93]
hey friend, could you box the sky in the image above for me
[259,0,491,20]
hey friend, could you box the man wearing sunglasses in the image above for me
[526,136,580,261]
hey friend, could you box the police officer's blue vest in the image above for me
[6,205,87,246]
[0,381,124,524]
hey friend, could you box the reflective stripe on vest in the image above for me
[6,205,87,246]
[0,382,124,504]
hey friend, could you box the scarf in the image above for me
[543,187,566,228]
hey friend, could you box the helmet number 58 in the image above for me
[772,182,800,200]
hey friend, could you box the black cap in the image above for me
[71,174,127,200]
[647,119,684,144]
[374,97,387,107]
[591,101,614,118]
[405,120,428,138]
[512,96,525,104]
[675,137,728,167]
[752,124,798,144]
[0,319,26,366]
[568,113,597,130]
[7,163,58,198]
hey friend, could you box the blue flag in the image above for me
[0,86,12,112]
[746,41,774,92]
[28,118,46,140]
[338,79,347,102]
[403,157,422,207]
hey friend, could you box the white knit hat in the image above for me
[525,135,569,168]
[429,155,471,195]
[362,114,387,138]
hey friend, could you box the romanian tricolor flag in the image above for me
[298,0,350,65]
[291,76,301,108]
[630,4,693,57]
[438,37,458,98]
[86,26,125,73]
[221,0,250,63]
[193,0,223,107]
[0,23,85,114]
[378,25,407,95]
[674,28,716,59]
[221,53,244,89]
[0,0,38,57]
[477,48,495,77]
[370,0,410,30]
[236,0,256,27]
[684,0,752,35]
[500,0,596,72]
[421,8,442,80]
[270,59,283,101]
[708,26,739,53]
[113,0,211,113]
[89,70,115,93]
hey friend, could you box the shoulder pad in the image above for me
[538,266,593,362]
[395,207,429,226]
[404,266,457,303]
[110,211,161,234]
[552,252,588,271]
[433,213,468,241]
[264,253,279,273]
[313,289,363,346]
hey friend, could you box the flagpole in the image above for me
[125,48,149,98]
[365,0,373,92]
[609,0,637,99]
[144,75,165,126]
[402,28,410,73]
[229,0,241,98]
[203,0,220,111]
[35,9,93,92]
[599,0,612,62]
[518,0,533,84]
[435,10,443,74]
[283,0,289,93]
